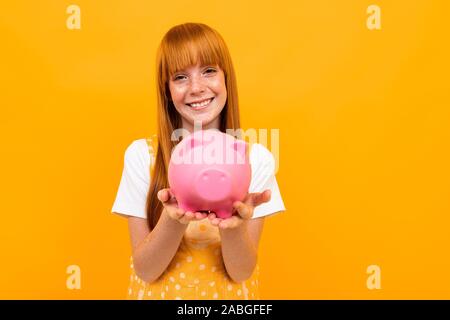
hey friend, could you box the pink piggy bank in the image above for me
[168,129,251,219]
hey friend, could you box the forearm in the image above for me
[219,220,257,283]
[133,210,187,283]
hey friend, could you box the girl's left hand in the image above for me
[208,190,272,229]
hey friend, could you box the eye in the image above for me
[204,67,217,74]
[173,74,187,81]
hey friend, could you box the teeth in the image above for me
[190,98,212,108]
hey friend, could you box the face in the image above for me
[168,62,227,132]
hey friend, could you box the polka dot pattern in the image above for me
[124,136,261,300]
[126,249,261,300]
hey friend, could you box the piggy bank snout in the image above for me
[195,169,232,202]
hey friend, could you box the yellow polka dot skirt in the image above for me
[126,221,261,300]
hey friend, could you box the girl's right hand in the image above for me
[157,188,208,225]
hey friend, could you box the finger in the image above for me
[260,189,272,204]
[218,220,229,229]
[171,208,185,220]
[219,218,231,229]
[167,188,176,198]
[247,190,272,207]
[208,213,217,220]
[219,217,241,229]
[178,216,190,224]
[211,217,222,226]
[173,208,185,219]
[233,201,253,219]
[195,212,207,220]
[159,190,180,209]
[178,211,194,224]
[184,211,195,220]
[246,193,261,207]
[157,189,170,203]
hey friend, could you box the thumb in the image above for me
[249,190,272,207]
[157,188,171,203]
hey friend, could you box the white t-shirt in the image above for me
[111,139,286,219]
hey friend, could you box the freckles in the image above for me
[210,78,225,89]
[209,79,227,94]
[171,90,189,105]
[173,86,186,95]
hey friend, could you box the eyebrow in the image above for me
[176,64,215,72]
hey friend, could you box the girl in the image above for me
[111,22,286,300]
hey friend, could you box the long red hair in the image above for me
[146,23,242,231]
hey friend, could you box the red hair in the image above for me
[146,23,242,231]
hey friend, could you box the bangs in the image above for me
[163,29,224,79]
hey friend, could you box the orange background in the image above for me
[1,0,449,299]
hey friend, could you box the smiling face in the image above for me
[168,63,227,132]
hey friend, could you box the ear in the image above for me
[233,140,248,158]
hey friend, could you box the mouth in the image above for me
[186,97,214,110]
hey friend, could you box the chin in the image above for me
[190,114,217,127]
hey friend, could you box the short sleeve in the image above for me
[248,143,286,219]
[111,139,151,219]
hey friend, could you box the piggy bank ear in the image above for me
[233,140,247,158]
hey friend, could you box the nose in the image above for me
[189,75,206,95]
[195,169,231,202]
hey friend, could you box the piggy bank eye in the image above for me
[189,136,216,149]
[179,134,216,157]
[232,140,247,158]
[188,137,203,149]
[178,137,202,157]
